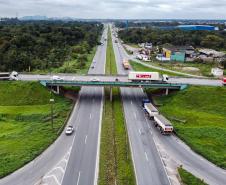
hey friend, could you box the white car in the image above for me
[51,75,64,81]
[65,125,74,135]
[90,78,100,82]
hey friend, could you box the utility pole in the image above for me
[50,98,55,131]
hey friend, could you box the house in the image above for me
[162,45,195,62]
[198,49,226,62]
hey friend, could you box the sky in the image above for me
[0,0,226,19]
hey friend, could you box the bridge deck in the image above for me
[40,80,188,90]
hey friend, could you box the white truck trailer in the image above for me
[128,71,168,82]
[142,100,159,119]
[154,114,173,135]
[0,71,18,81]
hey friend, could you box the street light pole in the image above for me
[50,98,55,131]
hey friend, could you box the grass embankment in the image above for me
[178,167,207,185]
[149,60,216,77]
[129,60,182,76]
[99,28,135,185]
[149,86,226,168]
[0,81,73,178]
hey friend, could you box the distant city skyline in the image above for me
[0,0,226,19]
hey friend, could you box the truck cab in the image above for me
[223,77,226,86]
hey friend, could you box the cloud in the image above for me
[0,0,226,19]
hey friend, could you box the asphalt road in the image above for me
[0,25,107,185]
[111,25,171,185]
[113,26,226,185]
[61,26,107,185]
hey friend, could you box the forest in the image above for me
[0,20,103,72]
[118,28,226,51]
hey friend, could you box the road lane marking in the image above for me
[134,112,137,119]
[131,101,133,105]
[77,171,81,185]
[90,114,92,119]
[43,175,61,185]
[85,135,88,144]
[139,129,142,135]
[145,152,149,161]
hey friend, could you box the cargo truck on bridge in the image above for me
[122,59,130,70]
[223,77,226,86]
[0,71,18,81]
[128,72,169,83]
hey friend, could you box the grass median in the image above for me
[178,167,207,185]
[0,81,74,178]
[98,28,135,185]
[150,86,226,169]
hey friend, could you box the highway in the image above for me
[61,26,107,185]
[0,25,107,185]
[113,26,226,185]
[111,25,171,185]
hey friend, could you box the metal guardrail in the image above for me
[40,80,188,90]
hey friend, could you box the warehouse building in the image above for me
[177,25,217,31]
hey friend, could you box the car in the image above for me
[91,78,100,82]
[65,125,74,135]
[51,75,64,81]
[115,78,119,82]
[91,66,95,69]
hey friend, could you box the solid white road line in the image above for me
[90,114,92,119]
[77,171,81,185]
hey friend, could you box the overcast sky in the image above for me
[0,0,226,19]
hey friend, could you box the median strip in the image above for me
[98,27,135,185]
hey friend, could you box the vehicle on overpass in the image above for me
[51,75,64,81]
[122,59,130,70]
[223,77,226,86]
[142,99,159,119]
[128,71,169,83]
[154,114,174,135]
[0,71,18,81]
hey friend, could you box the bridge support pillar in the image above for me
[110,87,113,102]
[165,88,169,96]
[56,86,60,95]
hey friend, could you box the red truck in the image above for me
[223,77,226,86]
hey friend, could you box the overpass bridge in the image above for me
[39,77,188,99]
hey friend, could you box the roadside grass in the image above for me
[150,86,226,168]
[178,167,207,185]
[99,28,135,185]
[129,60,182,76]
[0,81,73,178]
[149,59,217,77]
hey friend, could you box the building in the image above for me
[211,68,224,77]
[177,25,217,31]
[198,49,226,62]
[162,45,195,62]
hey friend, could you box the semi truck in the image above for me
[122,59,130,70]
[128,71,169,82]
[154,114,174,135]
[0,71,18,81]
[223,77,226,86]
[142,99,159,119]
